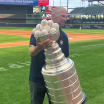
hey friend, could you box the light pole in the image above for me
[53,0,54,6]
[67,0,69,12]
[60,0,61,6]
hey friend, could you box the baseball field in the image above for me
[0,27,104,104]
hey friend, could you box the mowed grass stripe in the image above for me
[0,27,104,35]
[0,27,33,31]
[63,28,104,35]
[0,34,29,43]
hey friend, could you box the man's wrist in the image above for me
[36,44,43,52]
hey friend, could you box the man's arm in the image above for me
[29,39,53,56]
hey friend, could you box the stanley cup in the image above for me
[33,19,85,104]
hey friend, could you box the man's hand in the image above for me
[29,38,53,56]
[36,38,53,50]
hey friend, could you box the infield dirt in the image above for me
[0,30,104,48]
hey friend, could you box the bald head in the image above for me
[51,7,68,26]
[51,7,66,15]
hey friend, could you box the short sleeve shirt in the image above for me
[29,28,69,84]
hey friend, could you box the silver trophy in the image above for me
[33,19,85,104]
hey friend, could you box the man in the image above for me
[29,7,69,104]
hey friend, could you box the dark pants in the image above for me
[29,81,52,104]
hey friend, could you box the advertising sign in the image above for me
[0,0,38,6]
[38,0,49,5]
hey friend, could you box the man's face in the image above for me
[54,9,68,26]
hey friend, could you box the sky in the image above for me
[49,0,88,8]
[49,0,99,12]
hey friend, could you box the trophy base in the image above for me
[81,92,86,104]
[50,92,86,104]
[42,59,86,104]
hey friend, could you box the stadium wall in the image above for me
[64,24,104,29]
[1,22,104,29]
[0,5,33,23]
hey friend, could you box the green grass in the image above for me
[0,27,104,104]
[63,28,104,35]
[0,27,104,35]
[69,39,104,104]
[0,46,30,104]
[0,27,33,31]
[0,34,29,43]
[0,39,104,104]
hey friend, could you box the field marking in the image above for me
[20,61,30,66]
[70,54,81,58]
[0,67,8,71]
[8,64,24,69]
[0,61,30,72]
[81,43,104,48]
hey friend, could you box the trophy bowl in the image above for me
[32,19,60,42]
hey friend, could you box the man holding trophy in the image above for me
[29,7,69,104]
[29,6,86,104]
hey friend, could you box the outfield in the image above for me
[0,27,104,104]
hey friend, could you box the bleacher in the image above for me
[64,5,104,29]
[67,5,104,26]
[70,5,104,15]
